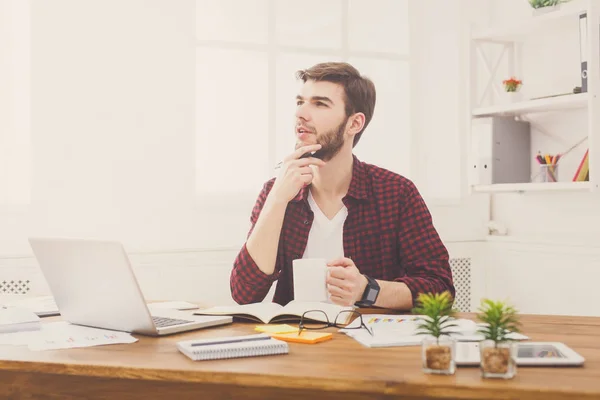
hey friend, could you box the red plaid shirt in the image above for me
[230,155,454,307]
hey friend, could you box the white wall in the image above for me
[0,0,490,309]
[0,0,487,260]
[0,0,260,257]
[410,0,489,242]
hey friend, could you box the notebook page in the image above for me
[195,302,283,324]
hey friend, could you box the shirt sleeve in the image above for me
[393,180,455,307]
[230,181,280,304]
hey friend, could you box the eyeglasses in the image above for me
[298,309,373,336]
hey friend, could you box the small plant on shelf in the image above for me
[528,0,563,9]
[476,299,522,379]
[502,77,522,92]
[413,291,459,375]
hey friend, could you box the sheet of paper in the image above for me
[0,296,59,316]
[340,314,528,347]
[0,329,44,346]
[345,329,424,348]
[342,314,420,330]
[27,321,138,351]
[0,321,137,350]
[0,307,40,326]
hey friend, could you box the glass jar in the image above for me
[480,340,517,379]
[421,336,456,375]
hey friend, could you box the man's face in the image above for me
[294,80,350,161]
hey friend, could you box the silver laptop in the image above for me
[28,237,232,336]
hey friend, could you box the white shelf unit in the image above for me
[472,181,591,193]
[473,0,588,41]
[472,92,588,117]
[466,0,599,194]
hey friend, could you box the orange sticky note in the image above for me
[270,331,333,344]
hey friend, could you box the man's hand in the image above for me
[270,144,326,204]
[326,257,368,306]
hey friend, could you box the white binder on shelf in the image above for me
[470,119,493,186]
[579,12,588,92]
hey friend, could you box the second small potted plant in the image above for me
[476,299,522,379]
[501,76,523,103]
[413,291,458,375]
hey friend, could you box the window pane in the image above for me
[196,48,269,194]
[347,58,411,177]
[274,53,343,165]
[348,0,409,55]
[275,0,342,50]
[196,0,268,44]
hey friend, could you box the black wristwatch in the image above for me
[355,275,380,307]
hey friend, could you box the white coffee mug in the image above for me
[292,258,329,302]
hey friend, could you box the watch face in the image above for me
[366,289,378,302]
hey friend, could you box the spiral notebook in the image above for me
[176,333,289,361]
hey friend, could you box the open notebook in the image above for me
[194,300,354,324]
[177,333,289,361]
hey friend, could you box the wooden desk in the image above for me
[0,313,599,399]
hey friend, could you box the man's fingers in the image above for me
[327,266,347,280]
[292,157,326,168]
[327,258,354,267]
[297,166,313,175]
[301,174,314,184]
[326,275,348,289]
[284,144,322,162]
[329,295,346,306]
[327,284,348,297]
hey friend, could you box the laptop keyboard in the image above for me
[152,316,194,328]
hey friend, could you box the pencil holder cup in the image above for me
[534,164,559,183]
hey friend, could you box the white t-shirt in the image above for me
[302,190,348,260]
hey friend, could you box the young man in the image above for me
[230,62,454,310]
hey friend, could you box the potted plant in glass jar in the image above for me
[476,299,522,379]
[413,291,459,375]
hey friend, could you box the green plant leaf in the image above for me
[476,298,521,343]
[411,291,458,338]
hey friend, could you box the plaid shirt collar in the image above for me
[290,154,371,204]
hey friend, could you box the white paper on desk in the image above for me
[1,321,138,351]
[341,314,422,331]
[0,329,44,346]
[0,295,59,317]
[346,329,425,348]
[340,315,528,347]
[340,314,424,348]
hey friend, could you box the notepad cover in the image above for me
[176,333,289,361]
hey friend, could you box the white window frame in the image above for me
[194,0,410,212]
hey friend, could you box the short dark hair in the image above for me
[296,62,376,147]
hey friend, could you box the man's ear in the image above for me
[346,112,366,138]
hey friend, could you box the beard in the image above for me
[296,116,349,161]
